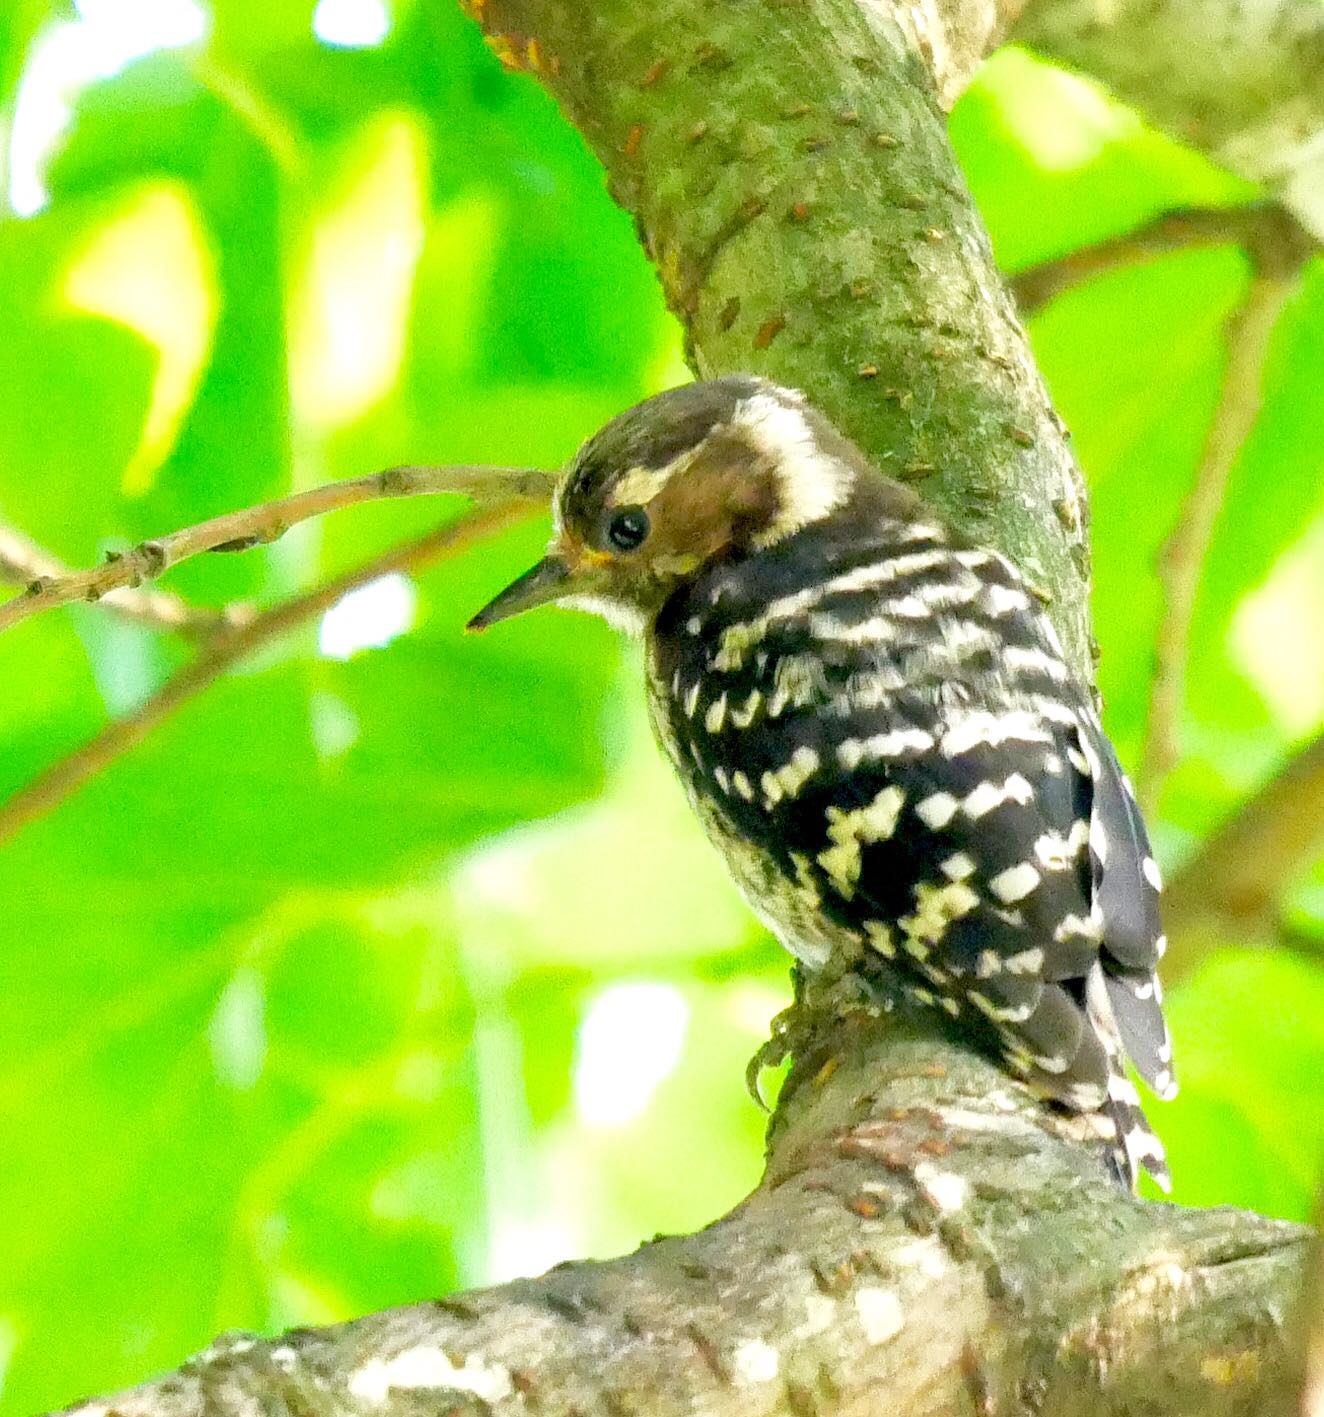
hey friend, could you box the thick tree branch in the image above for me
[0,522,241,641]
[49,1013,1309,1417]
[1137,270,1301,814]
[0,501,534,847]
[1011,0,1324,238]
[1163,732,1324,981]
[1011,204,1318,317]
[0,465,554,636]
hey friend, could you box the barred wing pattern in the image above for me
[648,521,1175,1189]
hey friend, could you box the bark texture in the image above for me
[55,1021,1308,1417]
[41,0,1318,1413]
[1011,0,1324,237]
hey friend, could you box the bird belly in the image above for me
[644,675,854,971]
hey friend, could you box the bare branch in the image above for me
[0,523,243,641]
[0,501,534,847]
[1163,732,1324,981]
[1136,271,1300,815]
[1011,203,1318,316]
[0,464,555,637]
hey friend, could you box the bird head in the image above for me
[468,376,888,634]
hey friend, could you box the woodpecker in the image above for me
[469,376,1176,1190]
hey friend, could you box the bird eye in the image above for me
[606,505,651,552]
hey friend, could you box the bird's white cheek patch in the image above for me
[730,393,853,546]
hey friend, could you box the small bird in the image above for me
[469,376,1176,1190]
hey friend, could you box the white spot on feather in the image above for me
[989,861,1040,904]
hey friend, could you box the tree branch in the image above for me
[0,501,534,847]
[47,1012,1310,1417]
[1010,204,1318,317]
[1011,0,1324,239]
[0,522,241,641]
[0,465,555,636]
[1163,732,1324,981]
[1136,270,1301,814]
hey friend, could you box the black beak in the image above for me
[467,555,575,631]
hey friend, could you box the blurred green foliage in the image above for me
[0,8,1320,1412]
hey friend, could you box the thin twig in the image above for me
[0,500,533,846]
[1136,272,1300,816]
[1162,732,1324,982]
[0,523,240,641]
[1011,203,1317,316]
[0,464,556,637]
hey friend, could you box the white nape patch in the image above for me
[562,593,646,636]
[732,1338,780,1386]
[913,1163,969,1213]
[854,1287,904,1345]
[349,1347,513,1404]
[732,392,853,548]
